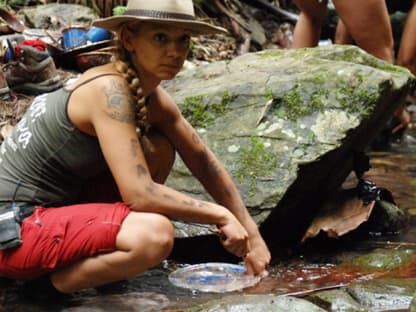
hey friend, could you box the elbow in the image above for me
[120,180,157,212]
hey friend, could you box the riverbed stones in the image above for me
[62,291,170,312]
[163,44,415,259]
[350,249,415,270]
[307,289,364,311]
[306,279,416,312]
[347,278,416,311]
[185,294,327,312]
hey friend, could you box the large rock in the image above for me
[19,3,99,29]
[162,45,415,260]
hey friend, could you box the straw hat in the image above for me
[93,0,227,34]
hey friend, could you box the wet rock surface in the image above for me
[185,294,327,312]
[346,278,416,311]
[162,44,415,259]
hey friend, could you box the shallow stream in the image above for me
[1,121,416,311]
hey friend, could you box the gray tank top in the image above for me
[0,74,119,206]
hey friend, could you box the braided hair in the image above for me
[112,38,149,137]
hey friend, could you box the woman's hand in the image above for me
[217,214,249,258]
[244,232,271,276]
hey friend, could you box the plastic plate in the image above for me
[168,262,261,293]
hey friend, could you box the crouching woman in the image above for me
[0,0,271,293]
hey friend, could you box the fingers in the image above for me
[221,236,249,257]
[244,253,270,276]
[217,222,249,258]
[244,257,255,275]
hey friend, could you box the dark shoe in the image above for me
[2,45,62,94]
[95,279,129,294]
[18,276,71,304]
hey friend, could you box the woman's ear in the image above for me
[119,26,134,52]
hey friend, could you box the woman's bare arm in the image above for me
[86,75,249,257]
[149,87,271,274]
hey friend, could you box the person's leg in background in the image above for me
[333,0,394,63]
[333,0,411,137]
[334,19,353,45]
[392,0,416,134]
[333,0,412,134]
[397,0,416,74]
[291,0,328,48]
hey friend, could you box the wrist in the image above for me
[215,204,233,227]
[242,217,260,235]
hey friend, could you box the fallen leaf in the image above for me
[302,188,375,242]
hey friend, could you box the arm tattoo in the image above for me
[130,138,140,157]
[191,132,200,144]
[208,159,221,177]
[182,120,200,145]
[163,193,176,202]
[198,147,221,178]
[181,199,196,207]
[146,181,157,194]
[136,164,148,177]
[103,80,136,123]
[221,187,233,199]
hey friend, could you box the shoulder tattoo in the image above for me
[102,80,136,124]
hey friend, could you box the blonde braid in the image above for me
[113,42,149,137]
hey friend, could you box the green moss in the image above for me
[181,91,237,128]
[258,50,286,58]
[233,136,278,197]
[325,47,409,75]
[363,55,410,75]
[181,95,209,128]
[351,250,414,270]
[335,84,378,116]
[273,83,327,120]
[113,5,127,16]
[269,74,377,120]
[221,90,238,106]
[304,73,327,85]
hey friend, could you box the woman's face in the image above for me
[123,22,191,81]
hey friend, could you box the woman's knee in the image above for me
[117,212,174,262]
[144,214,175,254]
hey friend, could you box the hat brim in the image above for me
[92,15,228,35]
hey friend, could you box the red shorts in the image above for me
[0,202,130,280]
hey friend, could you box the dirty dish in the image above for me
[168,262,261,293]
[86,26,112,43]
[62,26,88,50]
[52,40,113,70]
[61,39,112,54]
[76,51,113,72]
